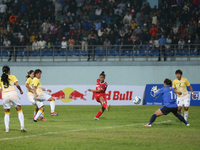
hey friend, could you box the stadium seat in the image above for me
[67,50,72,56]
[168,50,174,56]
[53,51,58,56]
[183,50,189,56]
[31,51,39,57]
[191,50,198,56]
[148,50,153,56]
[138,50,145,56]
[133,50,138,56]
[153,50,159,56]
[108,50,116,56]
[60,51,66,56]
[17,51,24,57]
[3,51,8,57]
[73,50,80,56]
[176,50,183,56]
[95,50,102,56]
[81,50,87,56]
[45,51,52,56]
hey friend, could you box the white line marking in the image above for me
[0,120,173,141]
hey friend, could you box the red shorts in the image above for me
[95,94,107,104]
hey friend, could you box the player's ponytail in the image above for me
[100,71,105,78]
[1,66,10,86]
[26,70,34,78]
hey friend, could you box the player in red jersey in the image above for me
[88,71,111,120]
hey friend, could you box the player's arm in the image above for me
[173,88,182,95]
[25,83,33,91]
[88,89,103,93]
[154,88,163,97]
[14,82,23,95]
[188,85,195,99]
[33,86,38,97]
[42,88,51,92]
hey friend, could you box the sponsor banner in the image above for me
[144,84,200,106]
[0,85,145,105]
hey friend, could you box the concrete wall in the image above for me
[3,61,200,86]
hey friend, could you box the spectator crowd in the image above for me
[0,0,200,61]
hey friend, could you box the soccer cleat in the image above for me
[186,124,190,126]
[107,104,111,112]
[33,119,37,122]
[94,117,99,120]
[144,124,152,127]
[5,128,9,133]
[21,127,27,132]
[33,116,38,121]
[40,118,46,121]
[51,112,59,116]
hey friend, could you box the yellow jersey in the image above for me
[0,75,18,97]
[26,77,34,95]
[32,77,44,96]
[172,78,190,97]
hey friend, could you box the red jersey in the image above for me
[95,79,108,95]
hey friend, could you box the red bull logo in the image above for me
[51,87,87,103]
[92,91,133,101]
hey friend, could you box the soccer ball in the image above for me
[133,96,141,104]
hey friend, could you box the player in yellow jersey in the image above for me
[172,70,195,121]
[25,70,45,121]
[33,69,58,122]
[0,66,26,133]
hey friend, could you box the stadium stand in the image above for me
[0,0,200,61]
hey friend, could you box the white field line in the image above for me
[0,120,173,141]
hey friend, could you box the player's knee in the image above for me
[16,105,22,111]
[40,106,45,112]
[184,107,189,111]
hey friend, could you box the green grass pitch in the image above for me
[0,105,199,150]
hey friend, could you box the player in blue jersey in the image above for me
[144,78,190,127]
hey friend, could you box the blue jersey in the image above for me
[155,86,177,108]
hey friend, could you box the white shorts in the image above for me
[28,93,36,105]
[177,94,190,107]
[2,95,21,109]
[34,93,51,108]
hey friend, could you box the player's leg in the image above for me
[145,109,164,127]
[48,97,58,116]
[172,108,189,126]
[4,109,10,133]
[183,98,190,121]
[28,95,39,118]
[33,101,45,122]
[15,105,26,132]
[3,97,11,132]
[94,96,105,120]
[177,100,184,117]
[11,95,26,132]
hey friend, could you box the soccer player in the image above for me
[173,69,195,121]
[88,71,111,120]
[33,69,58,122]
[26,70,45,121]
[144,78,190,127]
[0,66,26,132]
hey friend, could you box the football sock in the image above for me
[102,103,108,109]
[40,112,44,118]
[17,110,24,128]
[149,114,157,125]
[50,101,55,113]
[4,112,10,130]
[95,111,102,118]
[184,110,189,121]
[34,110,37,116]
[35,110,43,120]
[175,113,188,125]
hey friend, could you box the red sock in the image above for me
[95,111,102,118]
[102,103,108,109]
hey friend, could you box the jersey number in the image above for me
[170,91,174,99]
